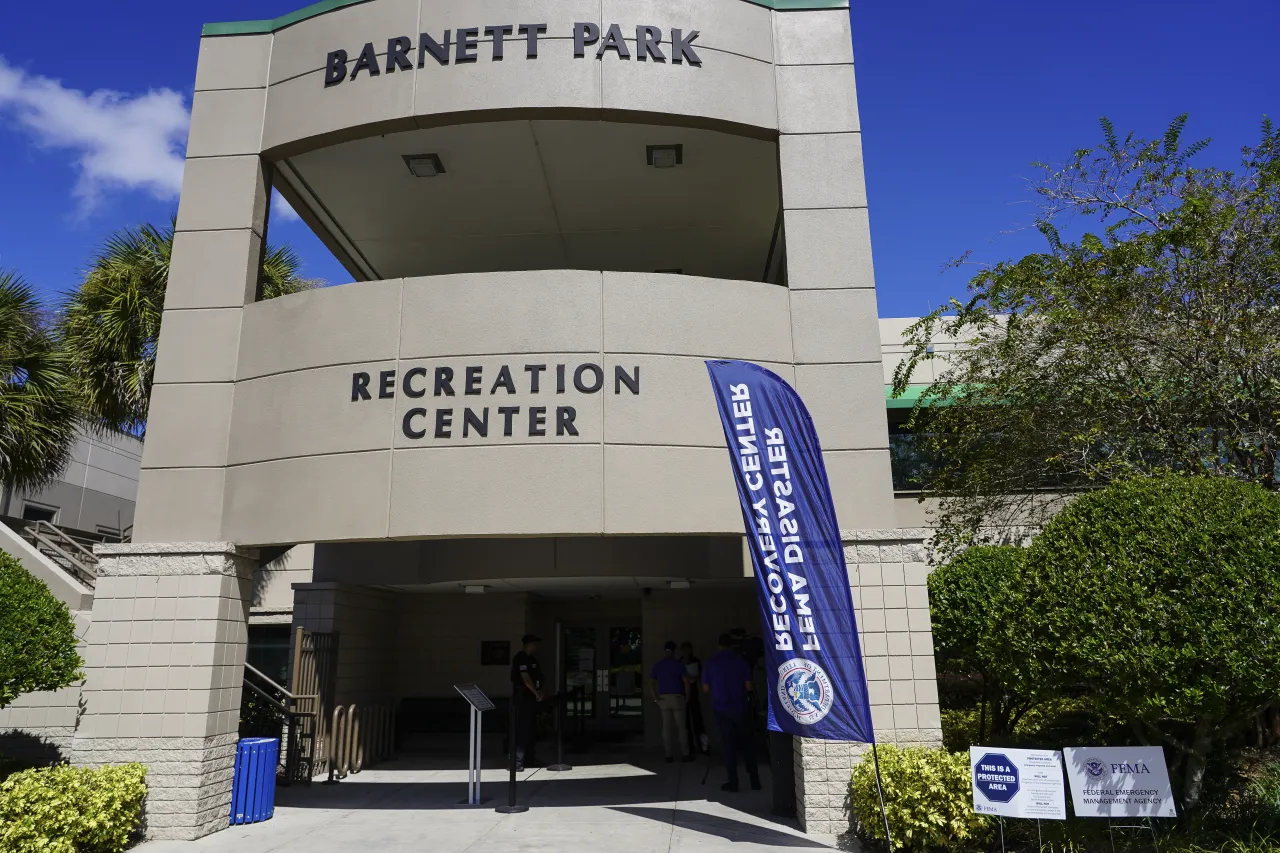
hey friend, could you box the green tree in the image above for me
[0,550,83,710]
[893,116,1280,559]
[1010,475,1280,809]
[59,222,318,435]
[0,271,78,492]
[928,545,1035,740]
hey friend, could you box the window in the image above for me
[21,503,57,524]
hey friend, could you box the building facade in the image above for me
[22,0,943,839]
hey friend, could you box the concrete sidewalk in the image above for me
[136,755,844,853]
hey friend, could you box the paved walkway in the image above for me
[138,753,844,853]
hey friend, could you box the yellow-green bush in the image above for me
[0,763,147,853]
[850,745,990,851]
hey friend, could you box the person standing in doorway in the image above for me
[649,640,694,763]
[510,634,544,771]
[679,641,709,755]
[702,633,760,792]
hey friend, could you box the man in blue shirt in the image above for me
[701,633,760,792]
[649,640,693,762]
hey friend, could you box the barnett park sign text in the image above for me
[325,23,703,87]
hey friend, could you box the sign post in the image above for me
[970,747,1067,853]
[453,683,495,806]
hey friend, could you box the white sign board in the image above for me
[1062,747,1177,818]
[970,747,1067,819]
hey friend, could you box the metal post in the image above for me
[495,696,528,814]
[870,743,894,850]
[468,705,478,804]
[999,816,1006,853]
[548,624,572,771]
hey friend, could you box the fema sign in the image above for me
[974,753,1021,803]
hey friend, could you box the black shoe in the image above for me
[665,757,674,764]
[515,764,524,772]
[749,776,762,791]
[681,755,695,763]
[721,782,739,793]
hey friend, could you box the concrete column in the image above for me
[792,529,942,835]
[74,543,256,841]
[132,34,272,543]
[773,7,897,532]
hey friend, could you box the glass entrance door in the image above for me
[561,623,643,736]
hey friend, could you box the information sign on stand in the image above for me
[970,747,1067,819]
[454,683,494,805]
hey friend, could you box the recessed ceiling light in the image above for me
[646,144,683,169]
[403,153,446,177]
[668,580,692,590]
[462,584,487,594]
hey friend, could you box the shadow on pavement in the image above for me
[611,806,830,848]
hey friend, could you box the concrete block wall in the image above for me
[73,543,255,841]
[0,611,90,761]
[291,583,397,708]
[793,529,941,835]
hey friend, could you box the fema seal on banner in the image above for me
[777,659,835,726]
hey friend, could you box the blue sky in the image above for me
[1,0,1276,318]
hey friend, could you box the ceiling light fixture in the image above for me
[462,584,488,595]
[403,153,446,177]
[668,580,692,590]
[646,144,683,169]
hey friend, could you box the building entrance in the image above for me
[560,623,645,741]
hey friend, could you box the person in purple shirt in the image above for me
[649,640,693,762]
[701,633,760,792]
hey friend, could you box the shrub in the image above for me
[1011,475,1280,808]
[0,763,147,853]
[0,549,83,709]
[928,546,1034,740]
[850,745,990,851]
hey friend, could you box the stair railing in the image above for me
[243,662,320,785]
[22,520,98,588]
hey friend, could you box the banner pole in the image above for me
[870,742,893,849]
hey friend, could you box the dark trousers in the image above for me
[714,711,759,786]
[514,691,538,764]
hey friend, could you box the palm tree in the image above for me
[59,222,317,435]
[0,270,78,492]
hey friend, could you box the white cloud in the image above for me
[272,190,301,222]
[0,56,189,214]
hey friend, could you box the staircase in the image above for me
[20,520,100,589]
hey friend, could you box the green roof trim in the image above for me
[202,0,849,37]
[886,384,952,409]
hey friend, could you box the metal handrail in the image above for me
[23,522,97,588]
[245,662,318,703]
[242,662,322,785]
[28,520,97,563]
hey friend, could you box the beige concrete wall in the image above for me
[207,271,848,545]
[0,611,90,761]
[254,0,780,156]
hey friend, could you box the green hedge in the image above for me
[850,745,990,851]
[0,763,147,853]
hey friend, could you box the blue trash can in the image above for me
[230,737,279,825]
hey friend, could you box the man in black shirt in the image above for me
[510,634,544,771]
